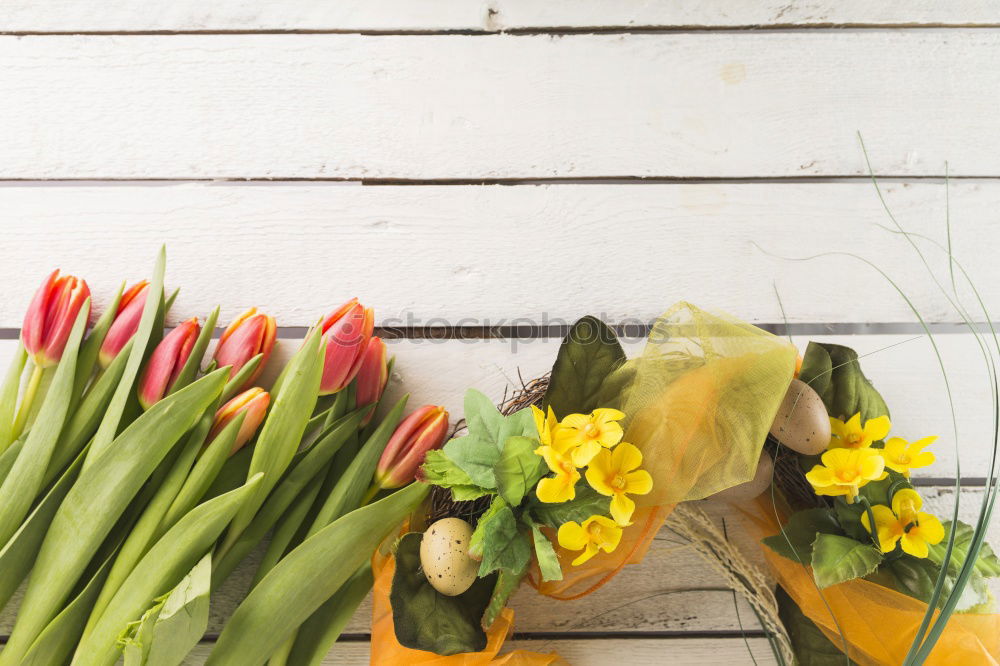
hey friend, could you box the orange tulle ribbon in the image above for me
[746,494,1000,665]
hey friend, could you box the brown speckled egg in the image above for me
[419,517,478,596]
[769,378,830,455]
[711,451,774,503]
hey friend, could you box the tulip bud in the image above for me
[98,281,149,368]
[318,299,374,395]
[21,270,91,368]
[355,337,389,425]
[375,405,449,490]
[208,387,270,455]
[213,307,277,391]
[137,317,200,409]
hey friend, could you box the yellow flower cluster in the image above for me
[805,412,944,558]
[532,406,653,566]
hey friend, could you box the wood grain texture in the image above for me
[0,32,998,178]
[1,1,998,32]
[0,182,994,326]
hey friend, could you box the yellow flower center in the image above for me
[897,453,911,464]
[587,522,604,540]
[836,469,859,483]
[611,474,627,491]
[583,423,599,438]
[847,433,864,448]
[559,459,575,475]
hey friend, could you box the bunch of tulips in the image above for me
[0,249,448,666]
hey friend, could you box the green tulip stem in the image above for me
[12,364,44,439]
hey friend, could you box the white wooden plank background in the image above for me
[2,32,1000,179]
[2,1,999,33]
[2,3,998,663]
[0,182,992,326]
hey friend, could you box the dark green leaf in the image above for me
[543,316,626,418]
[811,534,881,589]
[776,586,855,666]
[481,562,526,631]
[494,436,546,507]
[528,484,612,529]
[762,508,844,564]
[798,342,889,422]
[390,533,495,656]
[468,498,531,576]
[525,516,562,582]
[866,554,991,611]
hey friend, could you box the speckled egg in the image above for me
[420,517,479,597]
[769,378,830,455]
[711,451,774,503]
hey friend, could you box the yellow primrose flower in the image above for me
[534,445,580,503]
[861,488,945,557]
[805,448,887,502]
[557,514,623,566]
[882,436,936,478]
[531,404,560,448]
[555,408,626,467]
[828,413,891,450]
[585,442,653,525]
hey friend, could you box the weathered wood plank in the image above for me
[1,1,997,33]
[1,182,994,326]
[0,33,998,178]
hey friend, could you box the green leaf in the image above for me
[223,328,323,552]
[389,532,495,656]
[87,247,167,470]
[870,553,993,613]
[762,508,844,564]
[928,520,1000,578]
[798,342,889,422]
[776,586,855,665]
[0,343,27,453]
[525,515,562,582]
[528,484,612,529]
[121,603,162,666]
[205,483,430,666]
[287,563,374,666]
[481,563,527,631]
[141,552,212,666]
[811,533,882,589]
[463,389,506,443]
[74,475,263,666]
[543,315,626,418]
[0,368,228,666]
[443,435,501,489]
[494,436,546,507]
[469,497,531,576]
[450,485,493,501]
[0,302,88,547]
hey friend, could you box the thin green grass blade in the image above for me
[171,306,220,394]
[0,302,88,546]
[86,246,166,471]
[287,563,374,666]
[206,482,429,666]
[212,407,368,588]
[0,342,27,453]
[0,367,228,666]
[74,474,263,666]
[74,282,125,400]
[220,330,323,554]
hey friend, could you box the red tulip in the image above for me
[374,405,449,489]
[213,308,277,391]
[318,299,374,395]
[355,337,388,425]
[137,317,200,409]
[21,270,91,368]
[208,387,270,455]
[98,281,149,368]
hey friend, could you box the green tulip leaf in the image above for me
[390,532,495,656]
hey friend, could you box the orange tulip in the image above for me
[208,387,270,455]
[213,308,277,391]
[374,405,449,489]
[318,299,374,395]
[21,270,91,368]
[137,317,200,410]
[98,281,149,368]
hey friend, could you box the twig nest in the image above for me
[712,451,774,503]
[769,378,830,455]
[419,517,479,597]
